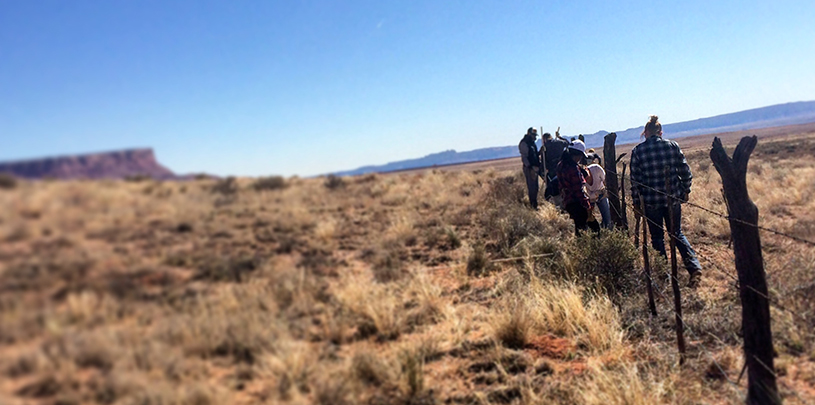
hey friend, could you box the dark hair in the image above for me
[543,132,552,140]
[560,148,579,167]
[527,127,535,135]
[642,115,662,138]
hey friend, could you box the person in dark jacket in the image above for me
[556,140,600,235]
[630,115,702,287]
[541,130,569,205]
[519,127,541,210]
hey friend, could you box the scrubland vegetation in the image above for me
[1,134,814,404]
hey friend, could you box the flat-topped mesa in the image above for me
[0,148,176,180]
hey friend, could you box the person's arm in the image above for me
[577,167,592,210]
[585,165,594,186]
[675,144,693,201]
[630,149,641,207]
[519,142,531,167]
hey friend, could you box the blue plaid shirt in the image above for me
[630,136,693,207]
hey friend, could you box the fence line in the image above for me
[608,170,815,247]
[606,184,813,338]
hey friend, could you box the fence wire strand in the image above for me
[601,166,813,403]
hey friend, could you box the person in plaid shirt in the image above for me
[630,115,702,287]
[557,140,600,235]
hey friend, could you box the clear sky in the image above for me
[2,1,814,177]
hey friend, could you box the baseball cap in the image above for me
[568,140,589,158]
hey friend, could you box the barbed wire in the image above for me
[604,177,813,402]
[607,186,813,329]
[608,170,815,247]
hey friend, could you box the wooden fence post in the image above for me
[603,132,625,228]
[640,199,658,317]
[710,136,779,405]
[620,162,629,233]
[665,166,686,364]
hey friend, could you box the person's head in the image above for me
[588,153,601,165]
[642,115,662,138]
[568,140,589,164]
[543,132,552,141]
[526,127,538,139]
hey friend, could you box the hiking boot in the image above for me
[688,271,702,288]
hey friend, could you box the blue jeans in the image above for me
[645,204,702,275]
[594,196,612,229]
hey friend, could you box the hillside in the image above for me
[0,148,176,180]
[335,100,815,176]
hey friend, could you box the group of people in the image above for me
[518,115,702,287]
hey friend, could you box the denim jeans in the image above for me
[645,203,702,275]
[566,202,600,236]
[594,196,612,229]
[523,166,539,210]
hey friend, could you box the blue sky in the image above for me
[2,0,814,176]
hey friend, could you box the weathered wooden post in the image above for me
[640,199,658,316]
[710,136,779,405]
[603,132,625,228]
[620,162,629,233]
[665,167,686,364]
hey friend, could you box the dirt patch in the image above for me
[524,334,574,359]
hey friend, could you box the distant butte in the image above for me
[0,148,176,180]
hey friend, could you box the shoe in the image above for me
[688,272,701,288]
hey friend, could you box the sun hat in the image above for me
[568,140,588,158]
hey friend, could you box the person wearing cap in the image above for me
[556,140,600,235]
[519,127,541,210]
[585,151,612,229]
[631,115,702,287]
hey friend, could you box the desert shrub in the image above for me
[211,176,238,195]
[324,174,346,190]
[194,255,260,282]
[351,352,392,387]
[563,231,640,301]
[252,176,287,191]
[484,203,548,255]
[466,244,495,277]
[124,174,152,182]
[424,225,461,251]
[493,299,532,349]
[399,348,426,398]
[490,280,624,354]
[484,174,526,207]
[0,173,18,189]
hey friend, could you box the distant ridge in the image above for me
[0,148,176,180]
[333,101,815,176]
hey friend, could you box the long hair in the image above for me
[642,115,662,138]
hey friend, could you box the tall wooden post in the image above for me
[640,199,657,317]
[665,167,686,364]
[603,132,624,228]
[620,163,629,233]
[710,136,779,405]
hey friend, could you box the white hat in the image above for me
[568,140,588,158]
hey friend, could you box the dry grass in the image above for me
[1,132,814,404]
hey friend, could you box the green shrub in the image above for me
[466,244,495,277]
[124,174,152,182]
[252,176,287,191]
[566,231,639,301]
[211,177,239,195]
[324,174,345,190]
